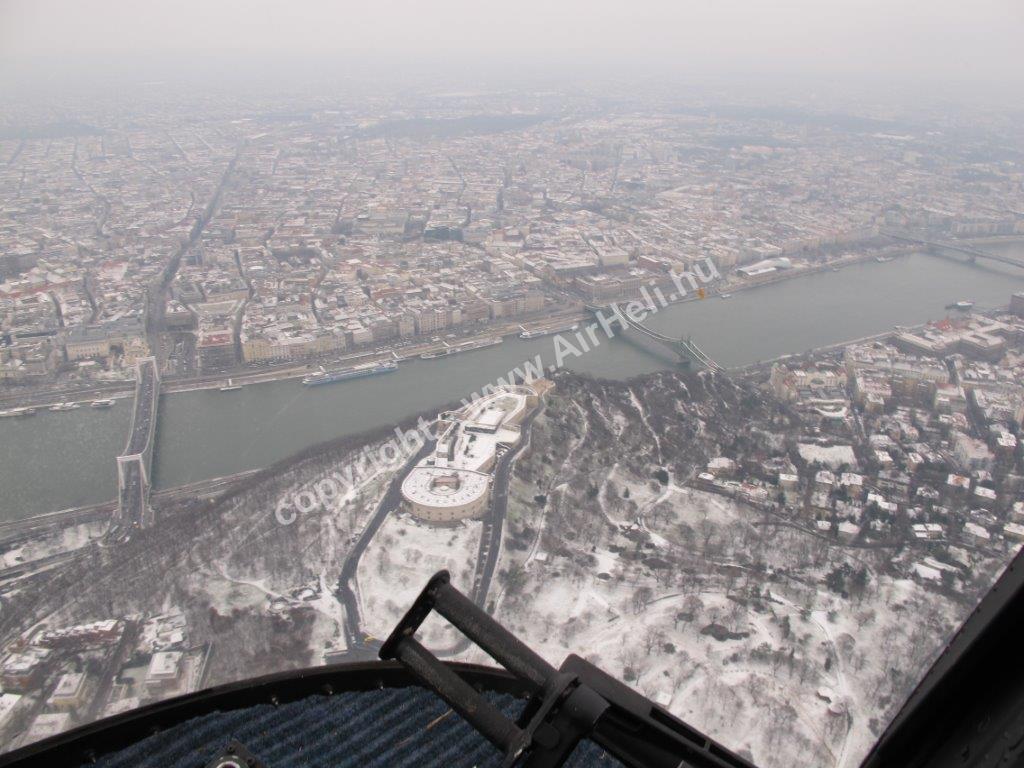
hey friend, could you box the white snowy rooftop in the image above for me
[402,387,532,510]
[401,466,491,508]
[147,651,183,680]
[436,391,528,474]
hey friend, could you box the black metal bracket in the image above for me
[380,570,757,768]
[380,570,604,767]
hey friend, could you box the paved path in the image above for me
[334,399,545,660]
[334,437,437,656]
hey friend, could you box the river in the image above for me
[2,247,1023,521]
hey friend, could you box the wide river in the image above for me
[3,247,1024,521]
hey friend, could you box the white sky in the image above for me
[1,0,1023,94]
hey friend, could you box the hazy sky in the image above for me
[2,0,1023,96]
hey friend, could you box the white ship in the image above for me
[519,323,578,339]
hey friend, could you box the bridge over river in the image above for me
[882,230,1024,270]
[107,357,160,543]
[586,303,723,371]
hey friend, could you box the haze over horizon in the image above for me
[2,0,1023,105]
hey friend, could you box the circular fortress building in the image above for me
[401,385,537,523]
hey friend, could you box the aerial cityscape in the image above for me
[2,2,1024,764]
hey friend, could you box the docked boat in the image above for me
[519,323,578,339]
[303,361,398,387]
[90,399,116,408]
[49,402,80,412]
[420,337,502,360]
[719,293,733,299]
[10,407,36,417]
[219,378,243,392]
[946,300,974,311]
[420,347,456,360]
[875,256,894,263]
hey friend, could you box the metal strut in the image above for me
[380,571,756,768]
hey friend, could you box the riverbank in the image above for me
[729,327,907,376]
[0,249,897,409]
[955,235,1024,247]
[4,245,1024,523]
[0,306,974,540]
[0,468,262,544]
[0,242,1003,414]
[0,309,586,409]
[6,235,1021,411]
[728,294,1017,378]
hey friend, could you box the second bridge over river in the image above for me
[108,356,160,543]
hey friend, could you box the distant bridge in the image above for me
[881,230,1024,270]
[586,304,722,371]
[108,357,160,542]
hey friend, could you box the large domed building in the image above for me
[401,384,538,522]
